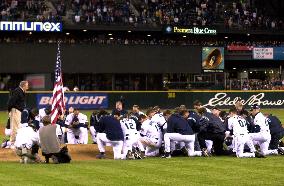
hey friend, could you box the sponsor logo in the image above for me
[166,26,217,35]
[0,21,62,32]
[203,93,284,107]
[37,93,108,109]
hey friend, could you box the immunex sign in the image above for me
[0,21,62,32]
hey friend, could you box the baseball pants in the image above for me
[234,134,255,158]
[79,127,88,144]
[67,128,80,144]
[164,133,202,156]
[139,136,161,157]
[89,126,97,143]
[97,133,123,160]
[250,132,278,155]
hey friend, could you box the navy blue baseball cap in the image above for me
[250,104,260,110]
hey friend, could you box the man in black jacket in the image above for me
[96,110,124,160]
[197,107,227,156]
[7,81,29,148]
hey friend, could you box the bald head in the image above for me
[19,81,29,92]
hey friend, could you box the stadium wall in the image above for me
[0,44,201,73]
[1,91,284,110]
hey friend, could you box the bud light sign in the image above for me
[37,93,108,109]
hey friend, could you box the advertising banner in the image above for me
[253,48,274,59]
[0,21,62,32]
[164,25,217,35]
[202,47,224,72]
[36,93,108,109]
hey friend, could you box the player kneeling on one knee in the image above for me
[163,109,202,158]
[96,110,124,160]
[250,104,278,156]
[120,113,143,159]
[65,108,88,144]
[15,122,41,164]
[139,109,162,157]
[226,108,257,158]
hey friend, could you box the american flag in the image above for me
[51,42,65,124]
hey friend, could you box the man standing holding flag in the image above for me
[50,42,65,124]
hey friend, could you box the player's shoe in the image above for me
[180,147,189,156]
[278,147,284,155]
[126,150,135,160]
[51,155,59,164]
[161,152,171,159]
[132,148,143,159]
[202,148,210,157]
[1,140,8,148]
[255,151,266,158]
[96,152,106,159]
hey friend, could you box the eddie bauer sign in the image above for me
[203,92,284,108]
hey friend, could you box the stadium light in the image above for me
[110,37,114,40]
[108,33,112,36]
[147,34,151,37]
[233,67,236,70]
[244,71,247,73]
[224,36,228,39]
[183,35,186,38]
[66,33,70,35]
[128,30,132,33]
[83,30,87,32]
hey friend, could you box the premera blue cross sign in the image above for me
[0,21,62,32]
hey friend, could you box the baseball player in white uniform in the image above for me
[250,104,278,156]
[151,108,167,131]
[227,108,256,158]
[120,115,141,159]
[65,109,88,144]
[139,110,162,157]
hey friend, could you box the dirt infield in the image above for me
[0,144,114,162]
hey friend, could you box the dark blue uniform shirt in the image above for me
[98,116,124,141]
[167,114,194,135]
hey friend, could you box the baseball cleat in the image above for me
[255,151,266,158]
[161,152,171,159]
[202,148,210,157]
[1,140,8,148]
[126,150,135,160]
[278,147,284,155]
[96,153,106,159]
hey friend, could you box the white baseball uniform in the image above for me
[151,113,167,131]
[139,119,162,157]
[120,118,141,158]
[250,112,278,155]
[65,113,88,144]
[228,115,256,158]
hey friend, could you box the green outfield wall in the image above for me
[1,91,284,111]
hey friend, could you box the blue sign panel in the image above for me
[37,93,108,109]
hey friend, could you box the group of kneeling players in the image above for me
[2,100,284,162]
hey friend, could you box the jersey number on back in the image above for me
[238,120,246,127]
[125,123,135,130]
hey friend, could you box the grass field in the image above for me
[0,157,283,186]
[0,110,283,186]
